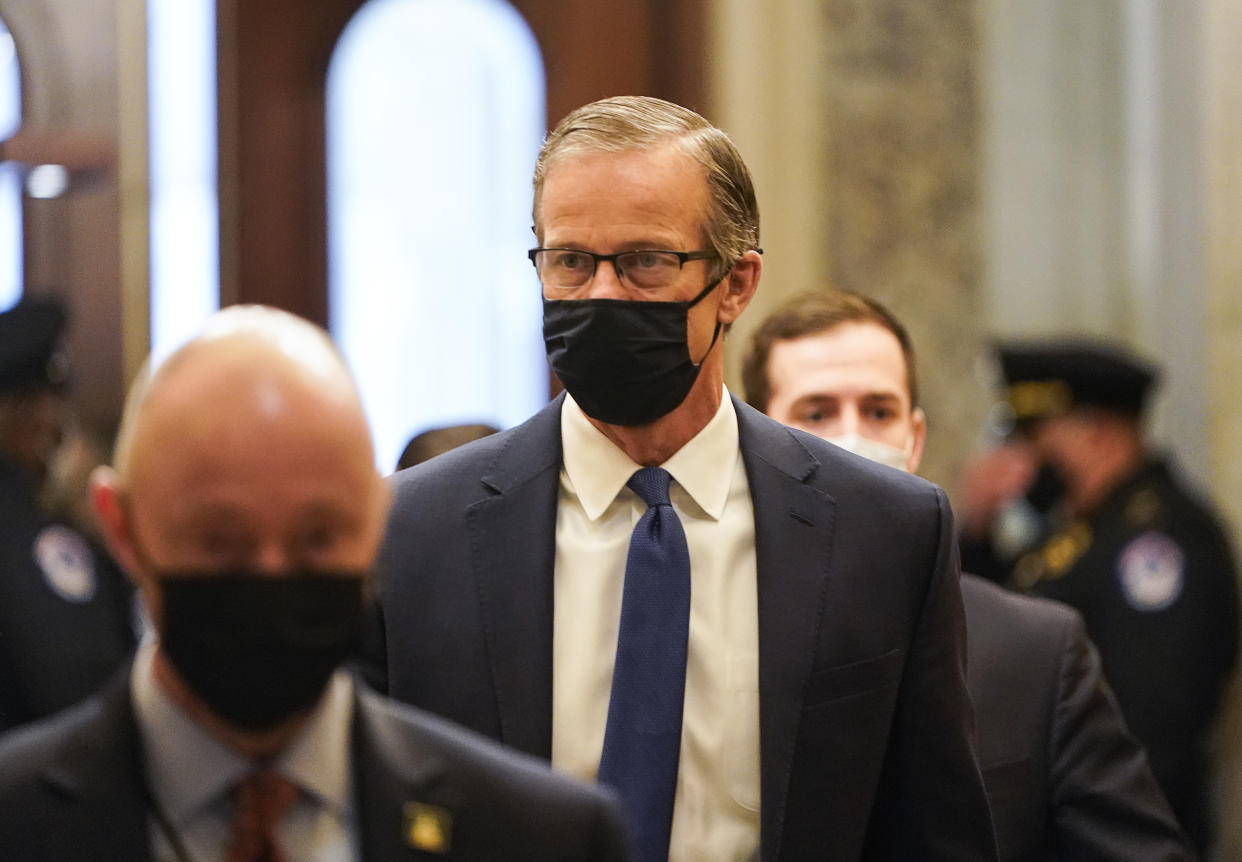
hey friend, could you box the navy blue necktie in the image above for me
[597,467,691,862]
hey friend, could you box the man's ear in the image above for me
[907,407,928,474]
[718,249,762,325]
[90,465,143,582]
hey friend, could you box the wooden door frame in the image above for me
[216,0,705,326]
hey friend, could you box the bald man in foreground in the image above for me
[0,306,631,861]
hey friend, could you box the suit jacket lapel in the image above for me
[733,397,838,862]
[464,395,565,759]
[354,687,447,861]
[41,676,151,861]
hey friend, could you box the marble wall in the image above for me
[818,0,991,489]
[713,0,1242,524]
[713,0,991,495]
[1204,1,1242,858]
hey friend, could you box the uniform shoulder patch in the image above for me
[33,525,97,603]
[1117,531,1183,611]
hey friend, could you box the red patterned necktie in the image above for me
[227,771,299,862]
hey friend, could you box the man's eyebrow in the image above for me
[294,500,364,526]
[167,502,246,529]
[789,393,838,408]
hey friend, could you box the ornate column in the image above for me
[711,0,988,492]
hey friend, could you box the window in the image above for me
[0,19,20,311]
[147,0,219,362]
[327,0,546,471]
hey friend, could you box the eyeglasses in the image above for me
[527,247,717,291]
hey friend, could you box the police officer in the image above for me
[0,296,135,732]
[958,339,1239,854]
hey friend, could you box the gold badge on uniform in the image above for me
[1041,521,1092,576]
[403,802,452,854]
[1011,521,1093,590]
[1124,489,1163,528]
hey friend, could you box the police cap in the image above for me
[998,339,1158,421]
[0,296,69,393]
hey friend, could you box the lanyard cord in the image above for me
[139,774,198,862]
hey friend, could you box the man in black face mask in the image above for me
[372,96,996,862]
[958,339,1239,855]
[0,305,632,861]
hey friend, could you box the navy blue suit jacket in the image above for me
[373,394,996,860]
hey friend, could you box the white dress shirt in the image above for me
[130,638,358,861]
[551,390,760,862]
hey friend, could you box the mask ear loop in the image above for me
[692,320,722,368]
[687,271,729,367]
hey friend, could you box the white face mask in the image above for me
[824,432,913,473]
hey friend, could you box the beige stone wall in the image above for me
[1205,0,1242,570]
[712,0,992,495]
[709,0,832,410]
[1203,1,1242,858]
[818,1,991,493]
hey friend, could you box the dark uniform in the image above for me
[0,297,135,733]
[973,340,1240,853]
[0,458,135,731]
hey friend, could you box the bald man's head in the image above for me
[91,306,391,744]
[111,306,365,478]
[94,305,388,594]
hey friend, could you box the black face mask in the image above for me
[157,573,365,730]
[1025,461,1071,515]
[542,278,722,427]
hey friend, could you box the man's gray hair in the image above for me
[532,96,760,279]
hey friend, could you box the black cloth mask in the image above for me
[1026,461,1071,516]
[543,277,723,427]
[157,573,365,730]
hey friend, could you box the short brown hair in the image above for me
[532,96,760,279]
[741,290,919,412]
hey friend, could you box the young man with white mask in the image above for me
[742,289,1193,862]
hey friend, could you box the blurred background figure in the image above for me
[0,304,632,861]
[742,290,1192,861]
[957,339,1239,854]
[396,422,499,472]
[0,295,134,732]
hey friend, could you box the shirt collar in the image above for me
[130,638,355,827]
[560,387,739,520]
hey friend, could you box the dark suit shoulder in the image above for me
[962,574,1081,645]
[354,684,632,861]
[357,683,603,797]
[960,575,1191,861]
[0,684,123,788]
[0,678,148,858]
[961,574,1083,771]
